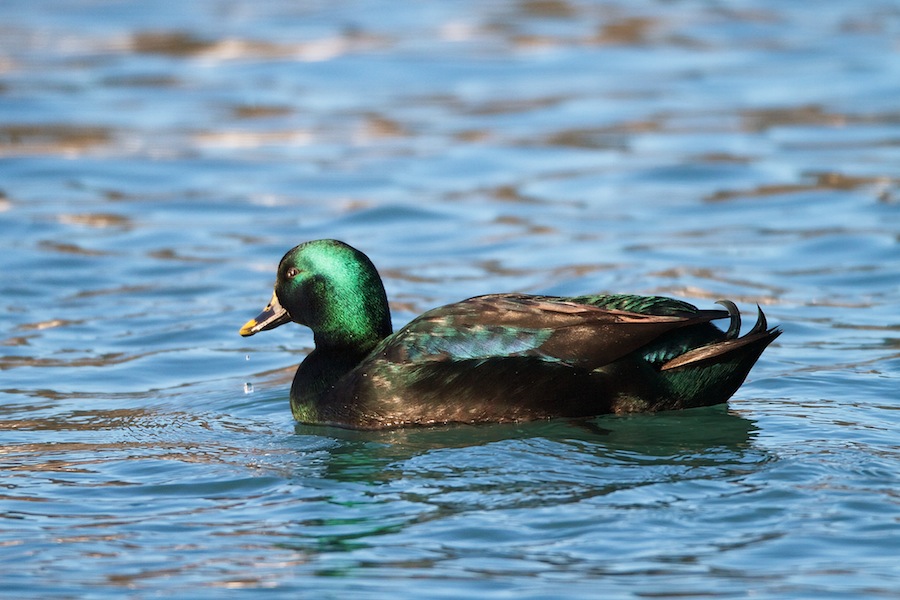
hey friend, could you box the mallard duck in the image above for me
[240,239,780,429]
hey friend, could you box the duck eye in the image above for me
[285,267,301,279]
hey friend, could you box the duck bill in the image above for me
[240,291,292,337]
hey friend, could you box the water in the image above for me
[1,1,899,597]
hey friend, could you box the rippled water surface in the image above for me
[2,1,899,598]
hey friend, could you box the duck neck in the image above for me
[293,299,390,422]
[290,345,373,423]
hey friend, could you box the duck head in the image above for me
[240,239,392,351]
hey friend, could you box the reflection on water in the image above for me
[2,0,899,597]
[0,124,114,155]
[302,408,761,514]
[299,405,758,469]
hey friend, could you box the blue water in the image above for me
[2,1,899,598]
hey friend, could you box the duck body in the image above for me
[240,240,781,430]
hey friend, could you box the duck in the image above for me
[239,239,780,430]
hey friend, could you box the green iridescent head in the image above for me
[240,239,392,350]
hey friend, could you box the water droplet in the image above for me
[245,354,250,361]
[243,382,254,394]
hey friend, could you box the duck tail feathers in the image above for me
[660,305,780,372]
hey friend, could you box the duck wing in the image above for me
[379,293,728,370]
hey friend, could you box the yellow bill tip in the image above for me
[239,319,259,337]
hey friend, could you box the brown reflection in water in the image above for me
[0,441,251,476]
[0,124,112,155]
[467,96,568,116]
[492,213,556,235]
[148,249,218,263]
[230,105,294,120]
[544,121,661,150]
[520,0,577,18]
[592,16,660,45]
[498,4,713,50]
[360,113,409,139]
[101,74,182,88]
[648,266,787,304]
[129,31,218,56]
[16,318,85,332]
[490,185,543,205]
[58,213,133,229]
[693,152,754,164]
[67,284,155,300]
[455,129,491,142]
[0,351,154,370]
[0,407,203,433]
[127,29,390,61]
[741,104,848,131]
[0,402,280,477]
[707,172,898,202]
[38,241,112,257]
